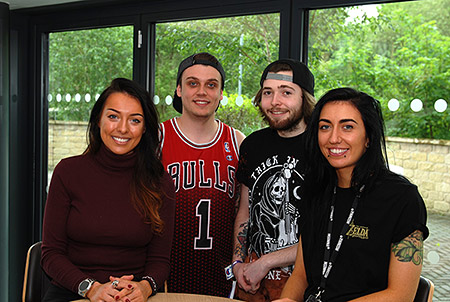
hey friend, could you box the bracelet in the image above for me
[224,259,243,280]
[141,276,158,296]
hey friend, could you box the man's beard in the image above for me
[262,107,304,132]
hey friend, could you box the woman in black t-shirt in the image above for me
[273,87,428,302]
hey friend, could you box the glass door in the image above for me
[153,13,280,135]
[47,26,134,185]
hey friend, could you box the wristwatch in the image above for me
[78,278,96,297]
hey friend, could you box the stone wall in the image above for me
[48,120,88,171]
[386,137,450,214]
[48,121,450,214]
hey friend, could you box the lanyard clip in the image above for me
[306,289,324,302]
[316,289,324,299]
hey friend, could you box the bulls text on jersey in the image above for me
[167,159,236,198]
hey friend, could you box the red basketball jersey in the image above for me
[160,118,239,297]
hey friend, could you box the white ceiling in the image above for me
[2,0,88,10]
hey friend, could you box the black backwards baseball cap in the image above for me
[260,58,315,96]
[173,52,226,113]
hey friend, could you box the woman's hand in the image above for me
[108,275,152,302]
[85,280,122,302]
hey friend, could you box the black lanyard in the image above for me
[314,184,365,300]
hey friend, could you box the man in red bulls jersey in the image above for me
[231,59,316,301]
[159,52,245,297]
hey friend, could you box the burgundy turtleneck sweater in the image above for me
[41,145,175,294]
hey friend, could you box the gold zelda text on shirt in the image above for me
[346,221,369,240]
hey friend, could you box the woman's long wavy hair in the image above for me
[85,78,165,233]
[304,87,390,203]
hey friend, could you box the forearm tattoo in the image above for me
[392,230,424,265]
[234,221,248,260]
[234,184,241,215]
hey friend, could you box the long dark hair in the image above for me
[304,87,390,201]
[85,78,165,233]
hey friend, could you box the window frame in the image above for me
[5,1,424,300]
[23,0,415,241]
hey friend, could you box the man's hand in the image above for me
[233,262,255,293]
[242,258,270,293]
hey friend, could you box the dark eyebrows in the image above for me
[262,84,296,90]
[105,108,144,118]
[185,76,219,83]
[319,118,358,124]
[279,84,295,90]
[319,118,331,123]
[105,108,120,113]
[340,118,358,124]
[131,113,144,118]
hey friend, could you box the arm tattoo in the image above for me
[234,221,248,260]
[234,183,241,215]
[392,230,424,265]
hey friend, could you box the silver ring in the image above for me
[111,280,119,288]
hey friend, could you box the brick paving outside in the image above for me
[422,212,450,301]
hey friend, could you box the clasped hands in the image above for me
[87,275,152,302]
[234,260,269,295]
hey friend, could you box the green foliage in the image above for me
[309,2,450,139]
[215,93,265,136]
[153,14,279,134]
[155,97,180,125]
[154,14,280,104]
[154,14,279,133]
[47,2,449,139]
[48,26,133,121]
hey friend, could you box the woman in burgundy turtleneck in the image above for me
[41,78,175,302]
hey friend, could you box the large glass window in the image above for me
[47,26,134,182]
[309,2,449,298]
[308,0,449,140]
[154,14,280,135]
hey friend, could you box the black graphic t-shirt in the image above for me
[236,128,306,261]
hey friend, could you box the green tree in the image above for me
[154,14,279,131]
[309,2,450,139]
[48,26,133,121]
[215,93,265,136]
[47,2,449,139]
